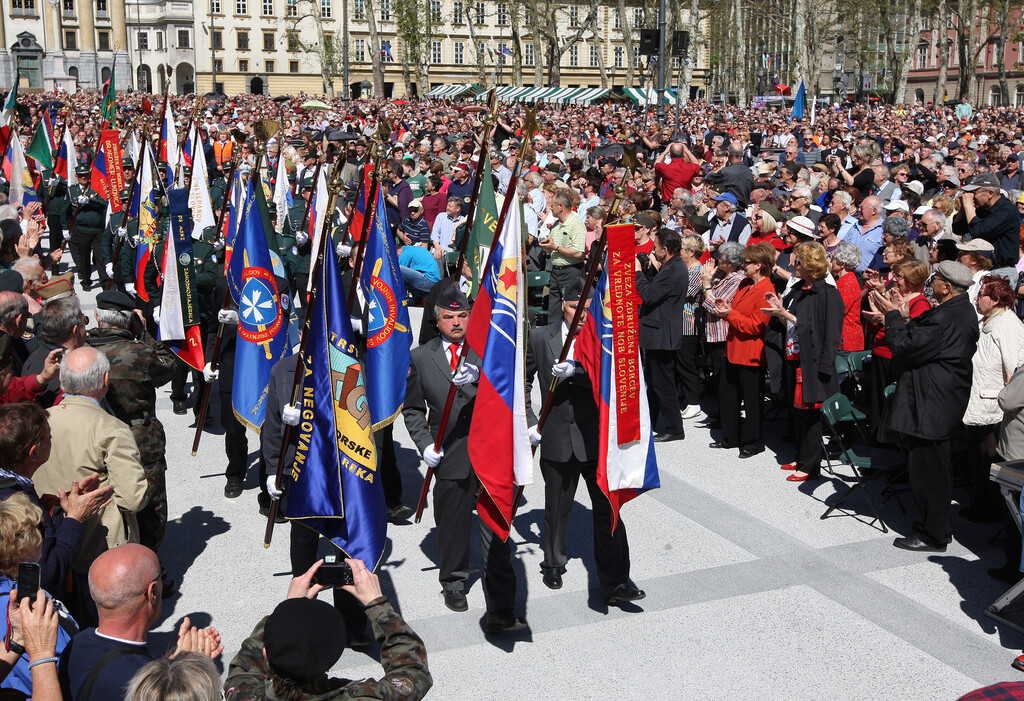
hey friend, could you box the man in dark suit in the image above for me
[635,228,688,442]
[525,281,643,606]
[875,260,980,552]
[402,287,526,633]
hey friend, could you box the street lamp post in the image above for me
[210,0,217,92]
[656,0,666,120]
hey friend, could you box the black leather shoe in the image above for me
[387,504,414,523]
[443,590,468,612]
[224,479,243,499]
[893,534,946,552]
[485,609,528,633]
[606,583,646,606]
[257,503,287,523]
[172,400,188,416]
[708,440,737,449]
[738,446,765,459]
[542,569,563,590]
[653,432,684,443]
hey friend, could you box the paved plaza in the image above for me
[77,286,1024,700]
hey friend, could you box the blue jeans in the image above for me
[401,267,436,298]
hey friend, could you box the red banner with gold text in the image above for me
[100,129,126,213]
[605,222,642,445]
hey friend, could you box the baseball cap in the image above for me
[408,198,422,210]
[962,173,1000,191]
[883,200,910,212]
[709,192,739,206]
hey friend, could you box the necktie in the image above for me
[448,343,459,372]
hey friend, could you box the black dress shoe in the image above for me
[542,569,563,590]
[738,446,765,459]
[709,440,737,449]
[443,589,468,612]
[224,479,243,499]
[653,432,684,443]
[485,609,528,633]
[172,400,188,416]
[605,583,646,606]
[257,503,287,523]
[387,504,414,522]
[893,533,946,552]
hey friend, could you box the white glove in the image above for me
[116,227,128,239]
[46,177,56,187]
[218,308,239,325]
[151,306,160,324]
[282,403,300,426]
[294,232,310,246]
[265,475,282,500]
[551,361,576,378]
[422,445,444,468]
[203,362,219,383]
[125,282,136,295]
[336,243,352,257]
[104,262,114,277]
[452,362,480,386]
[131,234,140,246]
[213,238,225,251]
[529,425,542,446]
[350,316,362,334]
[62,230,71,242]
[77,195,89,205]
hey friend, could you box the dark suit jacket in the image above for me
[525,323,599,463]
[704,162,755,207]
[403,337,479,480]
[635,255,688,350]
[884,293,980,440]
[783,279,844,404]
[261,353,299,478]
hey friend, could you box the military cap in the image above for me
[686,214,711,235]
[36,272,74,301]
[635,211,658,230]
[0,271,22,294]
[264,598,347,680]
[287,172,297,183]
[119,187,131,201]
[96,289,136,312]
[75,165,90,176]
[436,286,470,312]
[122,157,135,168]
[301,175,315,191]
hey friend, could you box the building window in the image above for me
[235,0,247,14]
[156,30,165,50]
[613,45,623,68]
[178,29,191,48]
[431,40,442,64]
[12,0,36,10]
[497,42,508,64]
[96,0,107,13]
[991,86,1002,106]
[568,44,578,67]
[62,0,73,12]
[287,32,299,51]
[137,30,148,50]
[589,44,598,67]
[634,45,642,67]
[321,0,331,17]
[613,9,620,29]
[452,0,462,23]
[568,5,579,26]
[212,30,223,49]
[262,0,273,13]
[524,43,534,66]
[286,0,296,15]
[429,0,441,22]
[214,58,223,72]
[289,60,299,72]
[263,32,274,50]
[380,0,390,21]
[633,7,642,27]
[454,41,464,64]
[65,30,78,50]
[239,59,249,72]
[98,30,110,51]
[473,1,484,24]
[497,2,508,25]
[354,38,366,62]
[266,59,275,72]
[671,56,680,69]
[353,0,364,19]
[523,6,531,25]
[917,44,928,69]
[210,0,221,12]
[237,30,249,50]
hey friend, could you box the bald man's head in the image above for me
[59,346,110,398]
[89,544,161,613]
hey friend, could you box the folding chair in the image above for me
[819,392,907,532]
[527,271,550,326]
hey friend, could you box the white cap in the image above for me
[913,205,931,216]
[883,200,909,212]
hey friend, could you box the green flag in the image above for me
[100,64,116,127]
[2,68,20,126]
[25,122,52,170]
[466,152,499,297]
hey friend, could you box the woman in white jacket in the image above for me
[962,275,1024,523]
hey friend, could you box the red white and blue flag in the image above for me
[2,133,38,208]
[347,167,372,243]
[159,98,177,184]
[53,126,77,181]
[134,143,161,300]
[575,263,660,533]
[465,198,532,540]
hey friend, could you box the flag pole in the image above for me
[105,118,147,291]
[190,130,247,455]
[347,122,391,310]
[171,93,202,187]
[414,108,539,524]
[296,137,327,247]
[263,142,342,548]
[453,89,498,282]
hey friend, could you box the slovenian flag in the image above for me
[465,197,532,540]
[347,167,372,243]
[159,98,177,184]
[159,188,206,370]
[53,126,77,181]
[3,132,38,207]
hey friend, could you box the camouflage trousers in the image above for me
[137,457,167,553]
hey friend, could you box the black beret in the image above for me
[0,271,22,293]
[436,286,470,312]
[96,289,136,312]
[562,277,586,302]
[264,598,347,680]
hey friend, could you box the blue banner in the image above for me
[286,240,387,569]
[360,185,413,430]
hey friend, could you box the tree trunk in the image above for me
[510,0,523,85]
[934,0,948,105]
[683,0,698,95]
[997,0,1013,105]
[617,0,636,85]
[363,0,385,96]
[596,27,609,88]
[793,0,807,86]
[735,0,747,105]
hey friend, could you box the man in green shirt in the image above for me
[403,156,426,199]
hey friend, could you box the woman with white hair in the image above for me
[748,208,778,246]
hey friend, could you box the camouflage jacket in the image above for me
[86,327,177,463]
[224,598,432,701]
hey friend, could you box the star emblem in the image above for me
[241,286,275,324]
[496,258,517,299]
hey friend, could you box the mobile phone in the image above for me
[17,563,40,604]
[314,557,354,587]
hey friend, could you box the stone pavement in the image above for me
[73,289,1024,700]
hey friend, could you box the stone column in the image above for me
[0,8,11,89]
[78,0,98,89]
[44,0,70,91]
[109,0,130,88]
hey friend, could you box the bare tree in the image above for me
[617,0,637,85]
[528,0,598,86]
[363,0,385,96]
[286,0,346,97]
[465,0,490,86]
[933,0,949,104]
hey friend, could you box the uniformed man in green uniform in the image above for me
[39,167,69,257]
[65,164,109,289]
[282,175,314,308]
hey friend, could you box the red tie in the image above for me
[448,344,459,372]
